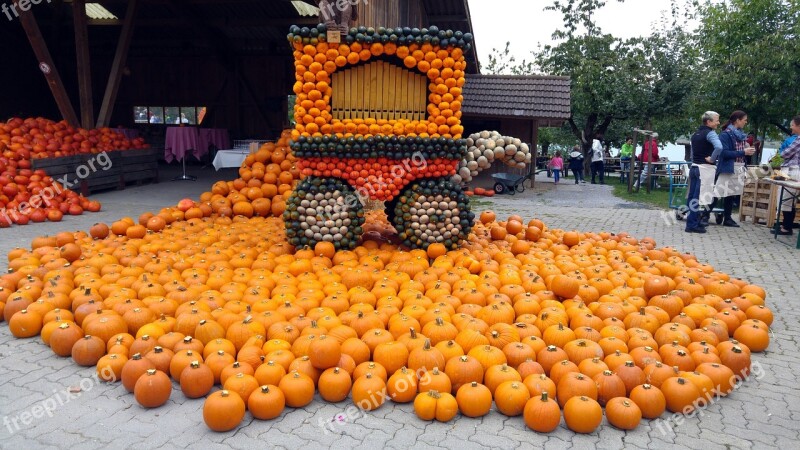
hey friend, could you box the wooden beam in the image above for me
[96,0,138,128]
[73,0,94,128]
[19,4,79,127]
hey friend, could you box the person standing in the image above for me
[779,120,799,155]
[569,146,584,184]
[685,111,723,233]
[591,135,605,184]
[636,136,660,189]
[713,110,756,227]
[773,115,800,235]
[549,151,564,185]
[619,137,634,183]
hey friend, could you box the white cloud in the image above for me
[468,0,692,72]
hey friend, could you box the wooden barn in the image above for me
[0,0,569,157]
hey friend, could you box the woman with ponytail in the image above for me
[711,110,755,227]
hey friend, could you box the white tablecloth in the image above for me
[212,149,249,170]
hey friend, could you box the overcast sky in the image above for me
[468,0,694,71]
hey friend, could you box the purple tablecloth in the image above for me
[164,127,202,163]
[199,128,230,152]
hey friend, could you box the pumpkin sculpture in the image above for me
[285,24,475,251]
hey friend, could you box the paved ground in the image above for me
[1,167,798,449]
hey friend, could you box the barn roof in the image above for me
[462,74,571,125]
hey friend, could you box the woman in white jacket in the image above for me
[591,136,605,184]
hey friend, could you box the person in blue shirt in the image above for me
[773,115,800,235]
[779,128,797,155]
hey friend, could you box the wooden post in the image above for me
[73,0,94,128]
[645,137,653,194]
[96,0,138,128]
[530,119,539,188]
[627,129,639,193]
[19,4,79,127]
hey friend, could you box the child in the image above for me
[549,151,564,185]
[569,146,584,184]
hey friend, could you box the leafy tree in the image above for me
[486,0,699,165]
[695,0,800,154]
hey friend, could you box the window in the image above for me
[133,106,207,125]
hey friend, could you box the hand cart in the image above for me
[667,161,723,223]
[491,173,529,195]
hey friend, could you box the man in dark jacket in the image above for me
[685,112,723,233]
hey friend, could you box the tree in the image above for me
[486,0,699,167]
[696,0,800,159]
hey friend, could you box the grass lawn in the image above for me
[612,182,677,209]
[467,197,494,211]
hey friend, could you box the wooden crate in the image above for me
[31,155,84,189]
[739,180,800,227]
[79,151,124,195]
[739,180,775,226]
[120,148,160,186]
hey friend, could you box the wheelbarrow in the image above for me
[492,172,531,195]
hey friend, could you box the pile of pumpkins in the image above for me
[0,166,101,228]
[0,203,772,434]
[0,116,152,228]
[453,131,532,184]
[1,117,149,159]
[203,130,301,219]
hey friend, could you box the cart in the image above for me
[492,172,531,195]
[667,161,723,224]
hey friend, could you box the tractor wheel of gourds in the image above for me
[283,177,365,250]
[391,178,473,250]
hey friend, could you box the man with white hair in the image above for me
[685,111,723,233]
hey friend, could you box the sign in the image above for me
[39,62,50,74]
[327,30,341,44]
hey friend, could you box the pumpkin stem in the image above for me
[423,339,432,350]
[146,369,156,375]
[541,392,549,401]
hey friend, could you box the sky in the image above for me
[468,0,685,72]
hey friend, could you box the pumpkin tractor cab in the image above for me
[285,24,475,251]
